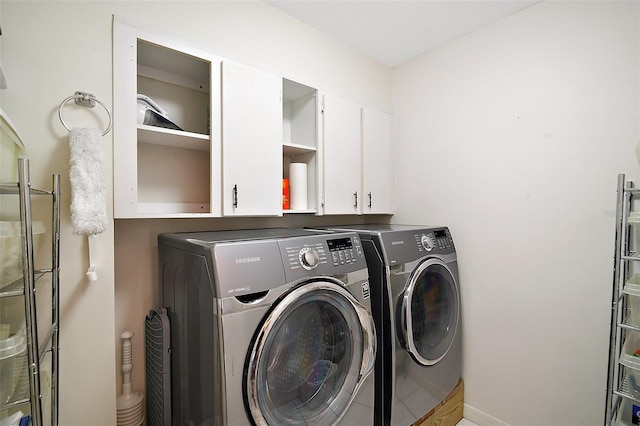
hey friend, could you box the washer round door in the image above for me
[244,280,376,426]
[399,258,459,366]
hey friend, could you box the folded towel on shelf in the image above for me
[69,127,107,235]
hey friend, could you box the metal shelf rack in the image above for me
[0,158,60,425]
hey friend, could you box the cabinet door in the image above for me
[321,94,362,215]
[221,61,282,216]
[362,108,393,214]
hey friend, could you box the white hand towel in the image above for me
[69,127,107,235]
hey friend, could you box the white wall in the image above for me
[392,1,639,425]
[4,0,637,425]
[1,2,391,425]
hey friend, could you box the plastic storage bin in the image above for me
[0,220,45,290]
[616,399,640,426]
[0,108,25,183]
[0,325,26,404]
[629,212,640,253]
[621,332,640,400]
[0,296,28,404]
[625,274,640,327]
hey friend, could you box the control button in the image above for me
[299,247,320,270]
[421,234,435,251]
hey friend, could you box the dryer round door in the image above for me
[399,258,459,366]
[244,280,375,426]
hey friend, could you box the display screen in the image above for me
[327,237,352,252]
[434,230,447,238]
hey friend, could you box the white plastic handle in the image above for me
[86,235,98,281]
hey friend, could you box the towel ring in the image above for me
[58,91,112,136]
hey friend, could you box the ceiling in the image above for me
[266,0,540,67]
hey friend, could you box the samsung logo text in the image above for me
[235,256,261,264]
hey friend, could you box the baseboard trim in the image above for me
[463,404,510,426]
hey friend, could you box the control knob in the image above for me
[299,247,319,270]
[420,234,435,251]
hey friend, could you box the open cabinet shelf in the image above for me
[113,20,221,218]
[137,125,209,151]
[282,79,318,214]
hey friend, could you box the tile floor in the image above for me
[457,419,479,426]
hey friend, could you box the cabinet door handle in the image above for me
[233,184,238,208]
[368,192,372,209]
[353,191,358,209]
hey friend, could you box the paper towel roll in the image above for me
[289,163,308,210]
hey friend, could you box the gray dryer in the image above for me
[318,224,461,426]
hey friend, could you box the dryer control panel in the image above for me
[416,229,454,252]
[379,227,456,265]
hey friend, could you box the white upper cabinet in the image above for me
[113,20,221,218]
[321,94,362,215]
[221,60,282,216]
[362,108,393,214]
[113,20,392,219]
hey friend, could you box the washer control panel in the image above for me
[284,242,327,271]
[327,236,364,267]
[280,234,365,278]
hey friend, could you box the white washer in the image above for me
[320,224,461,426]
[159,228,376,425]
